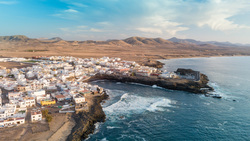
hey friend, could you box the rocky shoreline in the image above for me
[67,92,109,141]
[87,72,213,94]
[68,68,213,140]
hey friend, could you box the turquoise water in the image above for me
[87,56,250,141]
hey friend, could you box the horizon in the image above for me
[1,0,250,44]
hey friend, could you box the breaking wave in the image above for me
[104,92,176,120]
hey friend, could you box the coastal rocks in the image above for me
[67,92,109,141]
[88,72,213,94]
[141,60,164,69]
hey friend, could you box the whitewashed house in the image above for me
[0,117,25,127]
[73,94,85,104]
[31,110,42,122]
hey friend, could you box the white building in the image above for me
[31,110,42,122]
[55,95,65,102]
[0,117,25,127]
[23,97,36,107]
[0,104,16,119]
[73,94,85,104]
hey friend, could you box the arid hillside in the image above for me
[1,35,250,63]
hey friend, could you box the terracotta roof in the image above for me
[31,111,42,115]
[55,95,65,99]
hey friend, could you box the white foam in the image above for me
[93,122,103,134]
[152,85,164,89]
[104,93,175,119]
[116,82,122,84]
[152,85,158,88]
[107,126,122,129]
[129,82,149,87]
[101,138,108,141]
[146,98,173,112]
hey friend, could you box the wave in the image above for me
[106,126,122,129]
[128,82,149,87]
[208,82,238,100]
[104,93,176,120]
[152,84,165,89]
[146,98,173,112]
[101,138,108,141]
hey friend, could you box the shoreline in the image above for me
[0,56,218,141]
[67,92,109,141]
[87,72,213,94]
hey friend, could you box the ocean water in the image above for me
[87,56,250,141]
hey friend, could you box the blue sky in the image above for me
[0,0,250,43]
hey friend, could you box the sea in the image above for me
[86,56,250,141]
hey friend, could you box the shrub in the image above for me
[46,114,53,122]
[42,109,49,117]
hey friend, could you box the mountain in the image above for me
[123,37,172,45]
[168,37,249,47]
[0,35,30,42]
[49,37,63,41]
[0,35,250,63]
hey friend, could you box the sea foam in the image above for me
[104,92,175,119]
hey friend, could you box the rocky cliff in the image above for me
[67,92,109,141]
[88,72,213,94]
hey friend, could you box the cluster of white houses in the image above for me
[0,56,188,128]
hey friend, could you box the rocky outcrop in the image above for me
[141,60,164,69]
[88,72,213,94]
[67,93,109,141]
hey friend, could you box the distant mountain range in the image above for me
[168,37,250,47]
[0,35,249,47]
[1,35,250,62]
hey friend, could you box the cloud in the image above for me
[0,1,17,5]
[59,27,70,32]
[136,27,162,34]
[55,0,250,41]
[71,2,88,8]
[135,15,189,35]
[90,28,104,32]
[64,9,78,13]
[193,0,250,31]
[77,25,88,28]
[96,22,112,26]
[159,0,250,31]
[59,26,105,33]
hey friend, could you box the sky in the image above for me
[0,0,250,44]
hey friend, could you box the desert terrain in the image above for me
[1,35,250,64]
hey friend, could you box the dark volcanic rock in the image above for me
[67,92,109,141]
[140,60,164,69]
[88,73,213,94]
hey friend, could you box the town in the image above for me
[0,56,201,128]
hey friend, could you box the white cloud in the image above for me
[194,0,250,31]
[136,15,189,35]
[71,2,88,7]
[90,28,103,32]
[77,25,88,28]
[64,9,78,13]
[0,1,17,5]
[59,27,70,32]
[136,27,162,34]
[96,22,112,26]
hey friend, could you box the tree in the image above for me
[46,114,53,122]
[42,109,49,117]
